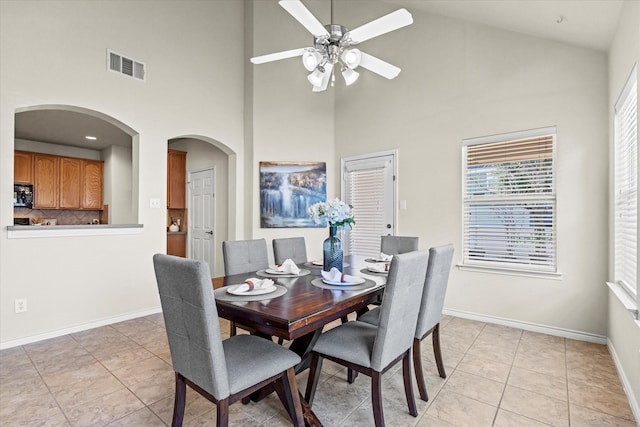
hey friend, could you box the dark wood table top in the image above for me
[212,256,386,341]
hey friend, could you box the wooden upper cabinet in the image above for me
[14,151,33,184]
[33,154,59,208]
[82,160,104,209]
[59,157,81,209]
[167,149,186,209]
[30,151,104,210]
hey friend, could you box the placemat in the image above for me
[256,269,311,278]
[360,268,388,276]
[364,258,391,263]
[310,278,379,291]
[214,284,287,302]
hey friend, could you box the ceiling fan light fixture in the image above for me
[342,67,359,86]
[341,49,361,69]
[311,62,333,91]
[302,50,322,71]
[307,68,325,87]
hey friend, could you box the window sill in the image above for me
[6,224,143,239]
[606,281,639,324]
[457,263,563,280]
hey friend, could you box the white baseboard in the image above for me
[0,307,162,350]
[443,308,608,344]
[607,338,640,425]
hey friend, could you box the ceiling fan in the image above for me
[250,0,413,92]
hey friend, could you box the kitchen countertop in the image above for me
[7,224,144,238]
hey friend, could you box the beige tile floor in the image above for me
[0,313,636,426]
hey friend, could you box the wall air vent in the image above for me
[107,49,145,81]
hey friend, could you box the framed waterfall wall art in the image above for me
[259,161,327,228]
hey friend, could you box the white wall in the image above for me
[103,144,134,224]
[248,0,336,263]
[607,0,640,413]
[333,3,609,336]
[0,0,245,345]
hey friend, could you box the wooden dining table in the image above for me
[211,255,387,426]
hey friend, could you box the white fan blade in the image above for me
[346,9,413,44]
[250,48,307,64]
[359,52,401,79]
[279,0,330,37]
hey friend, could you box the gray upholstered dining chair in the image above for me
[152,254,304,427]
[273,237,308,265]
[358,243,454,402]
[380,235,419,255]
[304,251,429,427]
[222,238,269,276]
[222,238,269,336]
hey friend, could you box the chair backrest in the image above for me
[222,238,269,275]
[152,254,230,399]
[415,244,454,339]
[380,235,419,255]
[273,237,308,264]
[371,250,429,371]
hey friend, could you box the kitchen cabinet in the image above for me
[14,151,33,184]
[59,157,81,209]
[34,154,59,208]
[167,149,186,209]
[167,149,187,257]
[82,160,103,209]
[167,232,187,257]
[30,151,104,210]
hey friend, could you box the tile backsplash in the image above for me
[14,208,103,225]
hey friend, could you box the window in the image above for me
[614,65,638,300]
[462,127,557,274]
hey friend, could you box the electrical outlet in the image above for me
[15,298,27,313]
[150,198,161,209]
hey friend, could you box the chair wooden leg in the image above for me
[172,373,187,427]
[347,368,358,383]
[432,323,446,378]
[304,353,323,406]
[371,370,384,427]
[403,351,418,416]
[216,398,229,427]
[340,315,349,324]
[230,321,237,337]
[412,337,429,402]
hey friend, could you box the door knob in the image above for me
[386,224,392,229]
[206,230,213,235]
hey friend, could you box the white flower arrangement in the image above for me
[308,198,355,229]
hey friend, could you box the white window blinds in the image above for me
[344,157,391,257]
[463,128,557,273]
[614,66,638,299]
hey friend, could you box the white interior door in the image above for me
[189,168,215,276]
[342,151,396,257]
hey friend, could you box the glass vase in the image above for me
[323,225,343,271]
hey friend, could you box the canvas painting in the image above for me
[260,161,326,228]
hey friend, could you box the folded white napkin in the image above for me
[270,258,301,275]
[379,252,393,261]
[321,267,360,283]
[368,263,390,273]
[233,278,275,293]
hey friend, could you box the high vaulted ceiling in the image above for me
[13,0,625,151]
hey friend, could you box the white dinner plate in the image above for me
[265,268,296,275]
[367,266,388,274]
[365,258,392,263]
[322,277,365,286]
[311,260,323,266]
[227,284,277,296]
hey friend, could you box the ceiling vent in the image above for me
[107,49,145,81]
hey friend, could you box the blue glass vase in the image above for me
[323,225,343,271]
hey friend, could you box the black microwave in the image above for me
[14,184,33,208]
